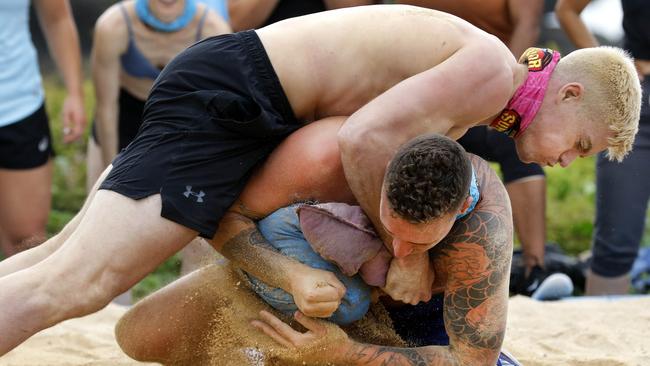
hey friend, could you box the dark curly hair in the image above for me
[384,133,472,224]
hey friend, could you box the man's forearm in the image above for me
[39,6,83,97]
[337,342,459,366]
[216,214,304,293]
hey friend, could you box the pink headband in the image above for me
[490,48,562,137]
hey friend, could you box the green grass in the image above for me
[31,77,649,299]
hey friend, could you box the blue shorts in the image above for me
[247,206,521,365]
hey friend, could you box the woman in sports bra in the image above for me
[88,0,230,190]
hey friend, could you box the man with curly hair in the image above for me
[115,118,518,365]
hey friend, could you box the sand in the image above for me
[504,295,650,366]
[0,304,149,366]
[2,295,649,365]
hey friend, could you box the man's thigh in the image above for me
[42,191,198,302]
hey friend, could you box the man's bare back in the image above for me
[259,5,523,125]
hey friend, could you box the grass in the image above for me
[17,77,649,300]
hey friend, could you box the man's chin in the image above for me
[513,146,532,164]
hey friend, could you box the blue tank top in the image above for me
[119,4,208,80]
[0,0,45,127]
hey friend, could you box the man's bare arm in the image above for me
[338,44,514,243]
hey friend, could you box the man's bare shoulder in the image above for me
[458,40,520,116]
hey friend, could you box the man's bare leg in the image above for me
[0,167,112,278]
[116,263,276,364]
[507,176,547,272]
[0,190,197,355]
[585,268,631,295]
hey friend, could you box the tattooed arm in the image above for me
[256,156,514,365]
[348,157,511,365]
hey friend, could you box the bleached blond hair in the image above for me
[553,46,641,161]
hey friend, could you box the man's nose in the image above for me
[393,240,414,258]
[560,151,578,167]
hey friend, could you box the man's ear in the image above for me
[458,195,473,216]
[559,82,584,101]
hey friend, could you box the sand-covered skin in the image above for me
[2,287,650,365]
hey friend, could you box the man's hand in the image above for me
[61,93,86,143]
[382,252,434,305]
[289,265,347,318]
[251,310,349,363]
[523,251,545,278]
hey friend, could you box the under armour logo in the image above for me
[38,137,49,152]
[183,186,205,203]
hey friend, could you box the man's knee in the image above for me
[0,232,46,255]
[1,219,47,250]
[115,307,170,362]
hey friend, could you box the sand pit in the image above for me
[504,295,650,366]
[0,304,149,366]
[2,294,649,365]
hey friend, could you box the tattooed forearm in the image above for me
[220,227,296,291]
[432,156,513,354]
[343,342,458,366]
[440,212,509,350]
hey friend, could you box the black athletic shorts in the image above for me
[458,126,544,184]
[0,103,55,169]
[91,88,146,151]
[99,30,301,238]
